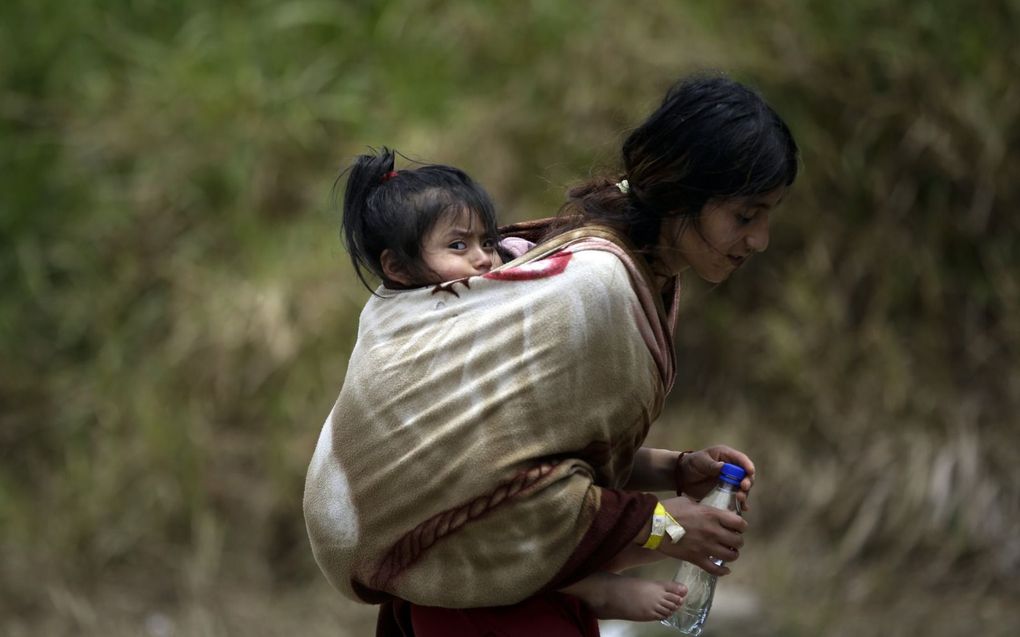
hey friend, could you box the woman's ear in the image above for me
[380,249,412,286]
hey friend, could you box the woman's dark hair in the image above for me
[558,74,799,250]
[339,147,498,290]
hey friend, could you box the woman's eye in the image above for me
[737,211,755,225]
[448,241,467,250]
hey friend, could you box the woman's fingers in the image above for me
[661,498,747,536]
[718,511,748,534]
[656,498,747,570]
[660,540,739,568]
[736,490,751,512]
[718,529,744,551]
[697,558,731,577]
[688,451,723,478]
[703,523,742,561]
[710,542,740,563]
[707,445,756,480]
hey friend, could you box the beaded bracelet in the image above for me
[674,450,694,496]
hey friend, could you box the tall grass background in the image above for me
[2,1,1018,635]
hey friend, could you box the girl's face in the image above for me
[654,187,785,284]
[419,208,501,283]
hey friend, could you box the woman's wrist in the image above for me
[626,447,686,492]
[674,450,692,495]
[640,501,687,550]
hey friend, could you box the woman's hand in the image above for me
[656,496,747,576]
[677,445,756,511]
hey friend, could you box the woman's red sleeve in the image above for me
[541,487,657,590]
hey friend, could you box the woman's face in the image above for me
[654,187,785,284]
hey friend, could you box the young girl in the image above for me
[341,147,503,291]
[336,147,688,621]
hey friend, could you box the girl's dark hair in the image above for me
[339,147,498,290]
[558,74,799,250]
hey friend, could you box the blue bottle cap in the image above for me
[719,462,747,486]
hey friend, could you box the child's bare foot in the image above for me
[562,571,687,622]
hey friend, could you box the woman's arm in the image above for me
[622,444,757,577]
[625,445,756,510]
[623,447,681,492]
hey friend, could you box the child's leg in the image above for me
[602,544,668,573]
[560,571,686,622]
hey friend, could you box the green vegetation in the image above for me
[3,1,1018,635]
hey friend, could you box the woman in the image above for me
[304,74,798,636]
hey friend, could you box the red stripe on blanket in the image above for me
[369,461,562,592]
[483,252,572,280]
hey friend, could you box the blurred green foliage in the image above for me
[2,1,1018,635]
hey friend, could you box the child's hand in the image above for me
[677,445,756,511]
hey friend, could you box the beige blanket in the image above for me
[304,226,678,607]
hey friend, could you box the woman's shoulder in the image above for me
[562,243,648,305]
[491,225,653,308]
[487,237,633,294]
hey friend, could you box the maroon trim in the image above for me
[378,593,600,637]
[543,487,658,590]
[377,599,415,637]
[353,579,392,605]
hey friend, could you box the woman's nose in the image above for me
[747,215,770,253]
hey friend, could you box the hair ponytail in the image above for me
[340,147,399,291]
[553,175,664,253]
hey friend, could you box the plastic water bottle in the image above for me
[661,462,746,634]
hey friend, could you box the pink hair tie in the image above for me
[381,170,398,182]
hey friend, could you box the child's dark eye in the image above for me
[448,241,467,250]
[483,238,497,249]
